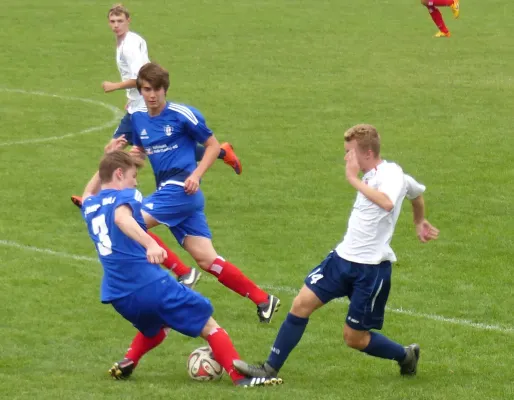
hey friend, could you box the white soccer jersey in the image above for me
[116,31,149,114]
[335,160,426,265]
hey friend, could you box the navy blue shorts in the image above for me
[113,112,133,145]
[143,184,212,245]
[110,276,213,338]
[304,251,392,331]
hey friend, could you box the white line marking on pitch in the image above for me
[1,239,512,334]
[0,88,124,146]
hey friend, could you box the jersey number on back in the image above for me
[92,214,113,256]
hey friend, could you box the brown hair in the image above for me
[99,151,142,183]
[137,62,170,93]
[107,3,130,19]
[344,124,381,157]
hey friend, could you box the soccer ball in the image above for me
[187,346,224,381]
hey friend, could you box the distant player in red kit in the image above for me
[422,0,459,38]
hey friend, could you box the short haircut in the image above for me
[98,151,143,183]
[107,3,130,19]
[344,124,381,157]
[137,62,170,93]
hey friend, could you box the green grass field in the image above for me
[1,1,514,399]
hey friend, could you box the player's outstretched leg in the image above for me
[205,255,280,323]
[109,328,170,379]
[201,318,283,387]
[195,142,242,175]
[184,236,280,322]
[235,286,322,379]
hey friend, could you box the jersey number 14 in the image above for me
[92,214,113,256]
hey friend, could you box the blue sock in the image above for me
[361,332,406,362]
[266,313,309,371]
[195,145,226,161]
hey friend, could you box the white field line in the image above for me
[1,239,512,334]
[0,88,123,146]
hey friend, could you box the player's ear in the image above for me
[115,167,123,180]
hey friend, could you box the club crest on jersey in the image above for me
[164,125,173,136]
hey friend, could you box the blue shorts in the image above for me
[304,251,392,331]
[113,112,133,145]
[111,276,213,338]
[142,184,212,245]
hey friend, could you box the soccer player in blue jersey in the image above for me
[81,148,281,387]
[70,3,242,208]
[233,124,440,379]
[128,62,281,324]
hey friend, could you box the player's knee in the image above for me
[200,317,220,339]
[183,237,217,270]
[290,294,314,318]
[343,327,368,350]
[141,211,159,229]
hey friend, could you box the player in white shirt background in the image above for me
[71,3,242,208]
[233,124,440,380]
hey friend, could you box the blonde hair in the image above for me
[344,124,381,157]
[107,3,130,19]
[99,151,143,183]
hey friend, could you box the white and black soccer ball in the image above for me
[187,346,224,381]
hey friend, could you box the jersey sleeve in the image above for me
[182,105,213,144]
[116,189,144,214]
[124,37,150,79]
[130,114,144,147]
[378,166,405,206]
[404,174,426,200]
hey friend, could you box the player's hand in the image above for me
[104,136,128,153]
[129,146,145,160]
[416,220,440,243]
[147,242,167,264]
[344,149,361,181]
[102,81,118,93]
[184,174,201,195]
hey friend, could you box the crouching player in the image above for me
[81,148,281,387]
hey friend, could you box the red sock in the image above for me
[428,0,453,6]
[207,257,268,305]
[206,327,245,383]
[147,231,191,277]
[125,327,169,366]
[427,7,449,33]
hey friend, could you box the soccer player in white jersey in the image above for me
[233,124,440,379]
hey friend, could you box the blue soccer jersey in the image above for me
[131,102,213,187]
[82,188,168,303]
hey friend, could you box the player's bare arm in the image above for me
[344,149,394,211]
[411,195,439,243]
[114,205,167,264]
[184,135,220,195]
[82,172,102,199]
[102,79,137,93]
